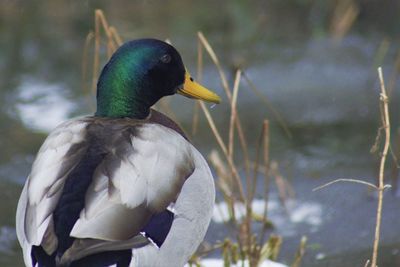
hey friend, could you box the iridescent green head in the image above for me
[96,39,221,119]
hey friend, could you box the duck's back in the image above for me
[16,110,208,267]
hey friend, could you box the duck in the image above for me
[16,38,221,267]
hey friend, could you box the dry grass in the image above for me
[291,236,307,267]
[330,0,359,42]
[194,30,304,267]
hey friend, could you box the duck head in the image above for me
[96,38,221,119]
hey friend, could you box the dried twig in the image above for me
[228,70,241,160]
[191,38,204,135]
[291,236,307,267]
[259,120,272,245]
[109,26,123,46]
[197,32,230,98]
[330,0,359,42]
[313,178,385,192]
[270,161,295,211]
[370,67,391,267]
[92,10,102,94]
[199,101,246,203]
[198,32,251,178]
[91,10,121,93]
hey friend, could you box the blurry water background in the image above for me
[1,1,400,266]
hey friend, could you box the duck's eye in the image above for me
[160,54,171,64]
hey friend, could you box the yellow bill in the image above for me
[177,72,221,104]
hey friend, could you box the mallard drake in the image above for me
[16,39,221,267]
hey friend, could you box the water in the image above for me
[1,1,400,266]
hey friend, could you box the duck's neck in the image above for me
[95,59,154,119]
[95,83,151,119]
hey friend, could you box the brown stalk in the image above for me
[107,39,115,58]
[191,38,204,136]
[197,32,231,98]
[197,32,251,178]
[250,122,266,201]
[259,120,271,245]
[370,67,391,267]
[92,10,102,94]
[196,37,203,82]
[248,121,270,203]
[91,10,122,95]
[109,26,123,46]
[330,0,359,42]
[220,77,251,254]
[313,178,383,192]
[96,10,117,53]
[291,236,307,267]
[270,161,294,212]
[235,112,251,180]
[209,151,231,199]
[199,101,245,203]
[228,70,241,160]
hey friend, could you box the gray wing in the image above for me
[16,118,89,266]
[72,123,194,233]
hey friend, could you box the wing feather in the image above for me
[17,119,88,248]
[70,124,194,242]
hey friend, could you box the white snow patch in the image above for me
[315,253,326,260]
[212,198,323,237]
[289,201,322,226]
[15,78,76,132]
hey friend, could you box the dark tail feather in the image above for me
[31,246,131,267]
[69,250,132,267]
[31,245,56,267]
[141,209,174,247]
